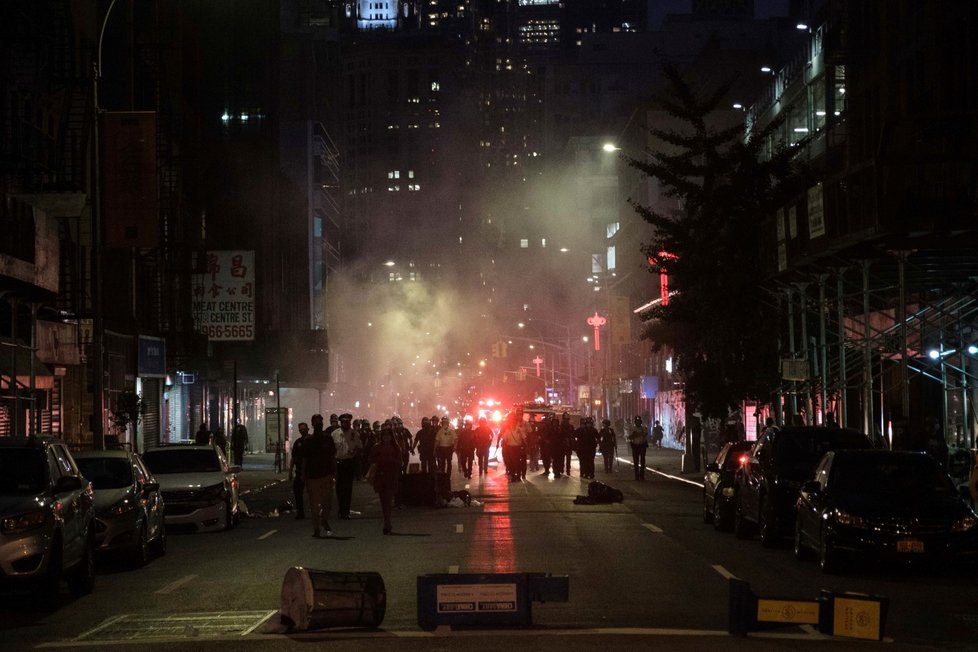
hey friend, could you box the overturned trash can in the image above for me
[280,567,386,631]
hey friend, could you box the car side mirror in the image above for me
[705,462,720,473]
[801,480,821,495]
[54,475,82,494]
[142,481,160,494]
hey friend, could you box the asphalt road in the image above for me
[2,447,976,651]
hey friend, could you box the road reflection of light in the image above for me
[468,468,516,573]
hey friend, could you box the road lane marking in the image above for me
[642,523,663,533]
[712,565,737,580]
[72,614,128,641]
[155,574,196,594]
[455,524,464,533]
[448,565,459,574]
[258,529,277,540]
[242,610,279,636]
[617,457,704,488]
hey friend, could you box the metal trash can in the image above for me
[280,567,386,631]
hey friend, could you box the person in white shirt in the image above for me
[332,413,362,519]
[434,417,457,474]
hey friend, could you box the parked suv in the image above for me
[142,445,239,533]
[733,427,872,546]
[0,436,97,604]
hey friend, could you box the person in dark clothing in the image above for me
[539,414,556,476]
[652,421,664,449]
[194,423,210,445]
[231,424,248,465]
[629,416,649,480]
[332,413,362,520]
[558,413,575,476]
[289,422,311,519]
[472,417,494,475]
[413,417,437,474]
[575,417,599,479]
[304,414,337,537]
[392,416,414,473]
[212,427,227,454]
[457,419,475,478]
[369,421,402,534]
[549,415,566,477]
[598,419,617,473]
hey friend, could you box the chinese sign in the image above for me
[192,251,255,341]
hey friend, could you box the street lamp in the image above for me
[91,0,125,449]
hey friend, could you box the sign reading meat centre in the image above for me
[192,251,255,341]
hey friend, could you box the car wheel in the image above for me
[733,496,753,539]
[759,494,779,548]
[223,498,234,530]
[702,489,714,524]
[133,523,150,567]
[819,529,839,574]
[793,517,810,560]
[66,532,96,596]
[152,522,167,557]
[713,493,730,531]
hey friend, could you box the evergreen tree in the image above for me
[626,64,794,420]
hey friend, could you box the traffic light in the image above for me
[491,342,500,357]
[490,341,508,358]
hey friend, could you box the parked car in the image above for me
[74,449,166,565]
[733,426,873,546]
[794,450,978,572]
[703,441,754,530]
[0,436,96,604]
[142,445,239,533]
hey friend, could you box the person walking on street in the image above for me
[392,416,414,473]
[304,414,337,537]
[231,424,248,465]
[652,421,664,449]
[598,419,617,473]
[370,421,402,534]
[558,413,575,477]
[473,417,494,476]
[498,413,527,483]
[629,416,649,480]
[332,413,362,519]
[457,419,475,478]
[414,417,437,474]
[575,417,599,479]
[434,417,457,474]
[212,427,228,456]
[289,423,311,519]
[540,414,557,476]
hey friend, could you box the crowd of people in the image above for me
[281,409,659,537]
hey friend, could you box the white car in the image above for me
[142,445,239,533]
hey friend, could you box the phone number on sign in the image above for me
[202,324,254,339]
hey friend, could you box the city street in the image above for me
[2,447,976,651]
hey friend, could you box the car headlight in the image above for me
[1,509,48,534]
[834,510,867,529]
[952,515,978,533]
[199,484,227,502]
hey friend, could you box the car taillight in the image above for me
[738,454,749,465]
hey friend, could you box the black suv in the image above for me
[733,427,872,546]
[0,437,97,604]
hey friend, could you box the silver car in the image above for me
[74,449,166,565]
[142,445,240,533]
[0,436,96,605]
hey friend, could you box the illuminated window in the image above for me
[541,238,546,248]
[606,222,619,238]
[520,239,529,248]
[607,245,616,271]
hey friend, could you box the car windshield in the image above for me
[143,449,221,474]
[832,456,954,497]
[775,430,870,481]
[0,448,48,495]
[76,457,133,490]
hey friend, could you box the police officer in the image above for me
[413,417,437,474]
[559,413,575,476]
[598,418,617,473]
[575,416,599,479]
[629,416,649,480]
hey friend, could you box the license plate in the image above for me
[897,539,924,553]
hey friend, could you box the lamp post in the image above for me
[518,319,578,405]
[91,0,122,449]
